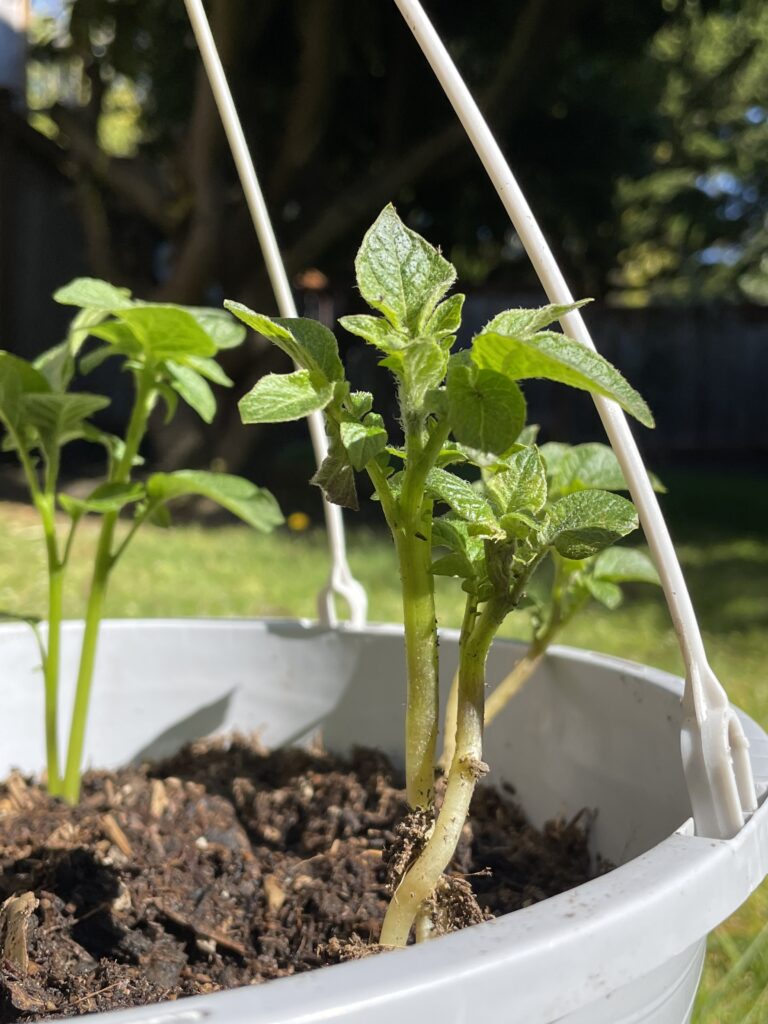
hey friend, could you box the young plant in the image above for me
[439,440,663,769]
[229,204,654,946]
[0,280,283,804]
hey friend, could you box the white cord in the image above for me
[394,0,756,838]
[183,0,367,628]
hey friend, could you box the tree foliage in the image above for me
[27,0,669,304]
[614,0,768,304]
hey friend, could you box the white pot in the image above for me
[1,618,766,1024]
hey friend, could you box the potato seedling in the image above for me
[0,280,282,804]
[230,204,654,946]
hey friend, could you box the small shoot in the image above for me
[440,440,663,769]
[0,281,282,804]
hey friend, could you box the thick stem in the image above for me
[61,539,110,805]
[380,596,507,947]
[437,596,478,772]
[62,368,155,805]
[391,418,449,810]
[395,506,439,809]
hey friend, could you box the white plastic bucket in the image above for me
[1,618,767,1024]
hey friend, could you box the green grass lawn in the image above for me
[0,472,766,1019]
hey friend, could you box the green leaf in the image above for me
[431,552,475,578]
[434,444,468,468]
[273,317,344,382]
[146,471,283,532]
[223,304,343,382]
[239,369,333,424]
[544,490,638,559]
[34,341,74,391]
[471,330,654,428]
[591,547,660,585]
[446,362,526,455]
[166,363,217,423]
[77,423,144,469]
[339,314,405,352]
[541,441,665,497]
[424,293,465,339]
[157,381,179,425]
[0,353,50,433]
[53,278,134,311]
[499,509,542,539]
[517,424,540,446]
[116,306,217,359]
[59,481,146,517]
[582,576,624,610]
[431,514,485,579]
[388,341,448,408]
[311,425,358,510]
[86,321,144,360]
[182,356,233,387]
[354,204,456,333]
[37,307,114,392]
[22,392,110,460]
[340,415,388,471]
[182,307,246,349]
[484,300,591,338]
[425,468,498,532]
[485,447,547,517]
[346,391,374,418]
[77,344,115,376]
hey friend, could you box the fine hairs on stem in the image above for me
[233,204,654,945]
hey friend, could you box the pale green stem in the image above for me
[379,595,507,947]
[484,645,545,725]
[395,508,439,809]
[62,368,155,805]
[42,560,64,796]
[395,419,450,809]
[437,596,478,772]
[367,419,449,810]
[37,493,63,796]
[110,503,156,566]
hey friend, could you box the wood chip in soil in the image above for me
[0,737,602,1020]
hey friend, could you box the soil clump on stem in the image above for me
[0,736,599,1021]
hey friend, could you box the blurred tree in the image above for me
[19,0,669,468]
[25,0,668,304]
[612,0,768,305]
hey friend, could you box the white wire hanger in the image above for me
[182,0,366,630]
[183,0,757,839]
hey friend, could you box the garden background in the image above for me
[0,1,767,1019]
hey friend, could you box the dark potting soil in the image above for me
[0,738,600,1021]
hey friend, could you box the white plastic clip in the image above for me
[394,0,757,838]
[183,0,367,629]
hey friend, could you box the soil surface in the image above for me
[0,738,599,1020]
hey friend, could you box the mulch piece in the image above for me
[0,737,599,1020]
